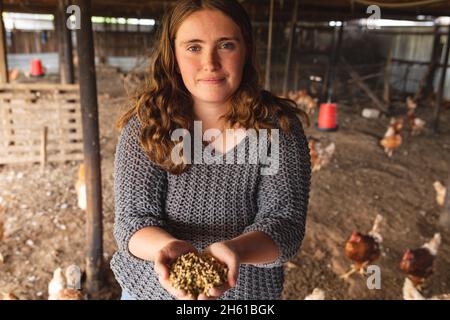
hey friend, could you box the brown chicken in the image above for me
[341,214,383,279]
[308,138,336,172]
[406,96,417,127]
[288,89,318,115]
[0,292,19,300]
[380,118,403,157]
[406,97,426,136]
[400,233,441,289]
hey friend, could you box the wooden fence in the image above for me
[0,83,83,165]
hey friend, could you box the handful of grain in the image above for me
[169,252,228,297]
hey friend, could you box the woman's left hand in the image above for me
[198,241,240,300]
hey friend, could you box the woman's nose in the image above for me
[202,49,221,72]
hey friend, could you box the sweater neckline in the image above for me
[195,132,249,159]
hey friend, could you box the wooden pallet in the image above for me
[0,83,84,165]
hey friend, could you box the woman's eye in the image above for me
[220,42,235,50]
[187,46,200,52]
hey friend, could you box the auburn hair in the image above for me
[117,0,309,175]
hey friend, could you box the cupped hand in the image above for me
[154,239,198,300]
[197,241,240,300]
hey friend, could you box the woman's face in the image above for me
[174,9,246,108]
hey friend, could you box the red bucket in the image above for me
[30,59,44,77]
[317,103,338,131]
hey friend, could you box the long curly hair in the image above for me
[117,0,309,175]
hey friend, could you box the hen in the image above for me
[433,181,446,207]
[308,138,336,172]
[406,97,426,136]
[48,267,84,300]
[304,288,325,300]
[341,214,383,279]
[400,233,441,289]
[403,278,450,300]
[380,118,403,157]
[288,89,318,115]
[0,292,19,300]
[75,164,86,211]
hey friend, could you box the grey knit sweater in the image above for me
[110,114,311,300]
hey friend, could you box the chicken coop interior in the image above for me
[0,0,449,301]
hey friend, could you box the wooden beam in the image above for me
[57,0,75,84]
[341,57,388,113]
[325,23,344,103]
[383,40,393,107]
[414,25,441,102]
[264,0,274,91]
[433,25,450,133]
[0,0,9,84]
[282,0,299,97]
[73,0,104,293]
[40,126,48,172]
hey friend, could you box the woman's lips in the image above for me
[199,78,225,84]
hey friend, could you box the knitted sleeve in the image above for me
[243,116,311,268]
[113,115,168,259]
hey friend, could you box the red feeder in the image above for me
[30,59,44,77]
[317,103,338,131]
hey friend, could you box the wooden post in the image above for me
[40,126,48,172]
[325,23,344,103]
[414,25,441,102]
[432,25,450,133]
[403,64,410,93]
[383,40,393,108]
[57,0,75,84]
[294,62,299,91]
[73,0,103,293]
[264,0,274,91]
[0,0,9,84]
[282,0,299,97]
[321,28,336,100]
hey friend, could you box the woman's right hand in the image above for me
[154,239,198,300]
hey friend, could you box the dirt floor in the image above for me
[0,68,449,300]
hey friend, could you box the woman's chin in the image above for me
[196,94,233,104]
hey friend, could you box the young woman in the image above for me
[111,0,311,300]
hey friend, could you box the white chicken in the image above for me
[433,181,446,207]
[75,164,86,211]
[403,278,450,300]
[304,288,325,300]
[48,267,84,300]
